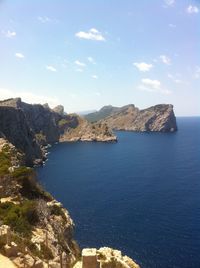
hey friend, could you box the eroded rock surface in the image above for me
[85,104,177,132]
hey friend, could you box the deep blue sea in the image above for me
[37,117,200,268]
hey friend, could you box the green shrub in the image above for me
[12,167,52,200]
[0,200,39,237]
[0,150,11,176]
[40,243,54,260]
[50,205,66,221]
[12,166,33,178]
[58,118,70,127]
[0,236,6,250]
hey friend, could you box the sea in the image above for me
[37,117,200,268]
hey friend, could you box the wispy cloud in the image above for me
[194,66,200,79]
[46,65,57,72]
[0,88,60,108]
[37,16,59,24]
[75,28,105,41]
[74,60,86,67]
[3,30,16,38]
[164,0,175,7]
[92,75,98,79]
[186,5,199,14]
[95,92,101,96]
[88,57,96,64]
[37,16,51,23]
[15,53,25,59]
[169,23,176,28]
[168,74,182,83]
[76,68,84,72]
[139,78,171,94]
[160,55,171,65]
[133,62,153,72]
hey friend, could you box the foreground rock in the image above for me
[73,247,140,268]
[0,140,80,267]
[85,104,177,132]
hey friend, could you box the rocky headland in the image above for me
[0,98,116,166]
[84,104,177,132]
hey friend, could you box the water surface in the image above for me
[37,117,200,268]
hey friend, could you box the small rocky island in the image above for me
[84,104,177,132]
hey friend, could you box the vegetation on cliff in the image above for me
[0,140,80,266]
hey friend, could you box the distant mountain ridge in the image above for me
[84,105,125,122]
[84,104,177,132]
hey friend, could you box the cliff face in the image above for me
[0,139,80,267]
[87,104,177,132]
[0,107,42,165]
[0,98,116,165]
[0,125,139,268]
[60,116,117,142]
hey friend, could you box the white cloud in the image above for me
[88,57,96,64]
[164,0,175,6]
[76,68,84,72]
[15,53,25,59]
[37,16,51,23]
[0,88,60,108]
[95,92,101,96]
[4,30,16,38]
[133,62,153,72]
[194,66,200,79]
[168,73,182,83]
[74,60,86,67]
[174,79,182,83]
[139,78,171,94]
[92,75,98,79]
[186,5,199,14]
[160,55,171,65]
[46,65,57,72]
[169,23,176,28]
[69,93,77,99]
[142,79,161,89]
[75,28,105,41]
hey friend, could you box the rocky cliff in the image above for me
[0,139,80,267]
[60,116,117,142]
[0,106,42,165]
[0,138,140,268]
[0,98,116,165]
[85,104,177,132]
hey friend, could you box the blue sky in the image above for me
[0,0,199,115]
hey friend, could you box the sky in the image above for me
[0,0,199,116]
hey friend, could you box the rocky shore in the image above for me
[0,138,139,268]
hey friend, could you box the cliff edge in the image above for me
[0,98,116,165]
